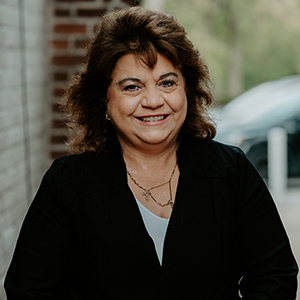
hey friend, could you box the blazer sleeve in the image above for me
[4,159,72,300]
[233,149,298,299]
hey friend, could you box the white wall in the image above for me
[0,1,51,298]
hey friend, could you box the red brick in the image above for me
[53,87,65,97]
[77,9,106,17]
[51,151,69,160]
[52,55,86,65]
[52,40,69,49]
[53,72,68,81]
[55,9,70,17]
[52,103,62,112]
[54,24,86,34]
[75,39,89,49]
[51,135,68,144]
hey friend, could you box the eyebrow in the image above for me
[117,78,141,86]
[159,72,179,80]
[117,72,179,86]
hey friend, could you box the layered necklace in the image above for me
[127,162,177,209]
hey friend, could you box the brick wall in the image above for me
[0,1,51,299]
[0,1,141,299]
[50,0,141,159]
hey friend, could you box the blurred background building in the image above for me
[0,0,299,299]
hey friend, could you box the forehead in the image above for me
[111,53,179,80]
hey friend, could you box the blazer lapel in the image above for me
[160,135,223,298]
[82,149,162,283]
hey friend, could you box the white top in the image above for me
[135,197,169,265]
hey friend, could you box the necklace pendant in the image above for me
[143,189,151,200]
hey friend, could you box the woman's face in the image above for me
[106,53,187,150]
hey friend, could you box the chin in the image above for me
[139,134,176,146]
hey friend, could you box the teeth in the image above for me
[140,115,165,122]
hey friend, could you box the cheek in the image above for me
[106,91,124,117]
[107,96,137,119]
[170,93,188,113]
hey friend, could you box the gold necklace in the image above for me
[127,162,177,209]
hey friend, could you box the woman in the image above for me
[5,6,298,300]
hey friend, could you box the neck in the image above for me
[120,137,180,218]
[120,139,178,169]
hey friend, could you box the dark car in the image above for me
[215,76,300,181]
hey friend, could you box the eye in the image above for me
[124,85,140,92]
[161,80,175,88]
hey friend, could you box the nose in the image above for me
[141,86,164,109]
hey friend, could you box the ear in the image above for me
[105,104,111,120]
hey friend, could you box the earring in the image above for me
[105,114,111,121]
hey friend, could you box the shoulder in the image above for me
[179,134,268,204]
[179,134,249,178]
[41,150,125,205]
[47,151,118,178]
[181,132,244,156]
[48,153,93,174]
[43,153,95,185]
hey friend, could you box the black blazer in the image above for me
[5,134,298,299]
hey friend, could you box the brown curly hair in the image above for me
[61,6,216,155]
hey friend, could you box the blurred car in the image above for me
[215,75,300,180]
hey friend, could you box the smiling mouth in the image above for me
[138,115,168,122]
